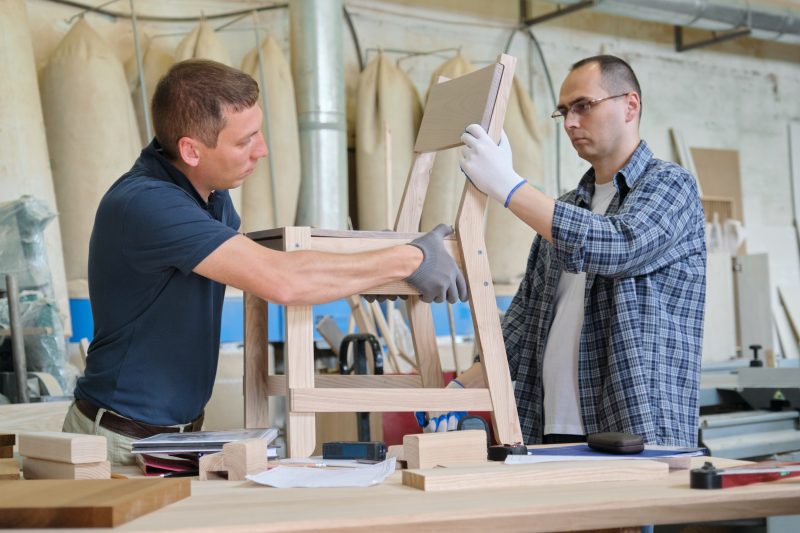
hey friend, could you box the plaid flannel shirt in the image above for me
[502,141,706,446]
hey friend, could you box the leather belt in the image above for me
[75,399,203,440]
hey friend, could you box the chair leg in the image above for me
[407,297,444,388]
[244,292,269,429]
[285,303,316,457]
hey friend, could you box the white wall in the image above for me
[21,0,800,328]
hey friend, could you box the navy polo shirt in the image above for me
[75,140,240,426]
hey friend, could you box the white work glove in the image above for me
[460,124,527,207]
[414,380,467,433]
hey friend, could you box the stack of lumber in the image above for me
[19,431,110,480]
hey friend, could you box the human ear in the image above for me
[177,137,201,168]
[625,92,641,123]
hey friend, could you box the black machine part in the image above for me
[322,441,387,461]
[587,432,645,454]
[488,443,528,461]
[338,333,383,442]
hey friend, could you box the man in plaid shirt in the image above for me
[425,55,705,447]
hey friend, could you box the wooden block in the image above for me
[0,458,19,480]
[18,431,106,464]
[0,434,15,447]
[0,446,12,459]
[402,459,669,492]
[0,478,190,527]
[223,438,268,481]
[22,457,110,480]
[198,451,227,481]
[403,430,488,469]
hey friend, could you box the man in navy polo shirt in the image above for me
[64,59,467,465]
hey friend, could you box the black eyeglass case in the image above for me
[587,431,644,454]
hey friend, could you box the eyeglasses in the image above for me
[551,93,629,121]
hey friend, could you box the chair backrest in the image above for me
[394,54,517,233]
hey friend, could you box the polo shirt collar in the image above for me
[139,139,216,208]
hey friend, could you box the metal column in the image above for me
[290,0,347,229]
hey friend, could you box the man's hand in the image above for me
[414,380,467,432]
[460,124,527,207]
[405,224,468,304]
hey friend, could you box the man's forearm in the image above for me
[507,183,556,243]
[275,245,422,305]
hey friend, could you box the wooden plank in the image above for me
[244,291,269,429]
[703,252,737,362]
[779,284,800,343]
[18,432,106,464]
[22,458,110,480]
[733,254,773,356]
[284,226,316,458]
[0,478,190,527]
[455,54,522,446]
[290,388,493,413]
[402,460,669,492]
[692,147,746,253]
[394,152,437,232]
[404,430,488,469]
[0,434,14,447]
[415,63,503,153]
[265,375,423,396]
[0,459,19,480]
[0,447,12,459]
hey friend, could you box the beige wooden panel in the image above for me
[415,63,503,153]
[692,147,746,254]
[702,252,737,362]
[733,254,774,356]
[291,388,493,412]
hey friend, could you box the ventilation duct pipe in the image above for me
[290,0,348,229]
[538,0,800,44]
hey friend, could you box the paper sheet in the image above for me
[247,457,396,488]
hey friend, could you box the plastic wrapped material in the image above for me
[0,196,72,393]
[0,292,72,392]
[0,196,57,295]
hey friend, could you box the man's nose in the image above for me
[564,110,580,129]
[253,131,269,159]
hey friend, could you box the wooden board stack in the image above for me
[0,434,19,480]
[19,431,110,480]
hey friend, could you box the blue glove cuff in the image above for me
[504,179,527,208]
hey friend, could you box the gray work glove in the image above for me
[405,224,468,304]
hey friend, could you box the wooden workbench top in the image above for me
[18,457,800,532]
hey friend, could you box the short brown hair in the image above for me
[151,59,259,159]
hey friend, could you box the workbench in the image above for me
[19,456,800,532]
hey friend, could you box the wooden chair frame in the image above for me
[244,54,523,457]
